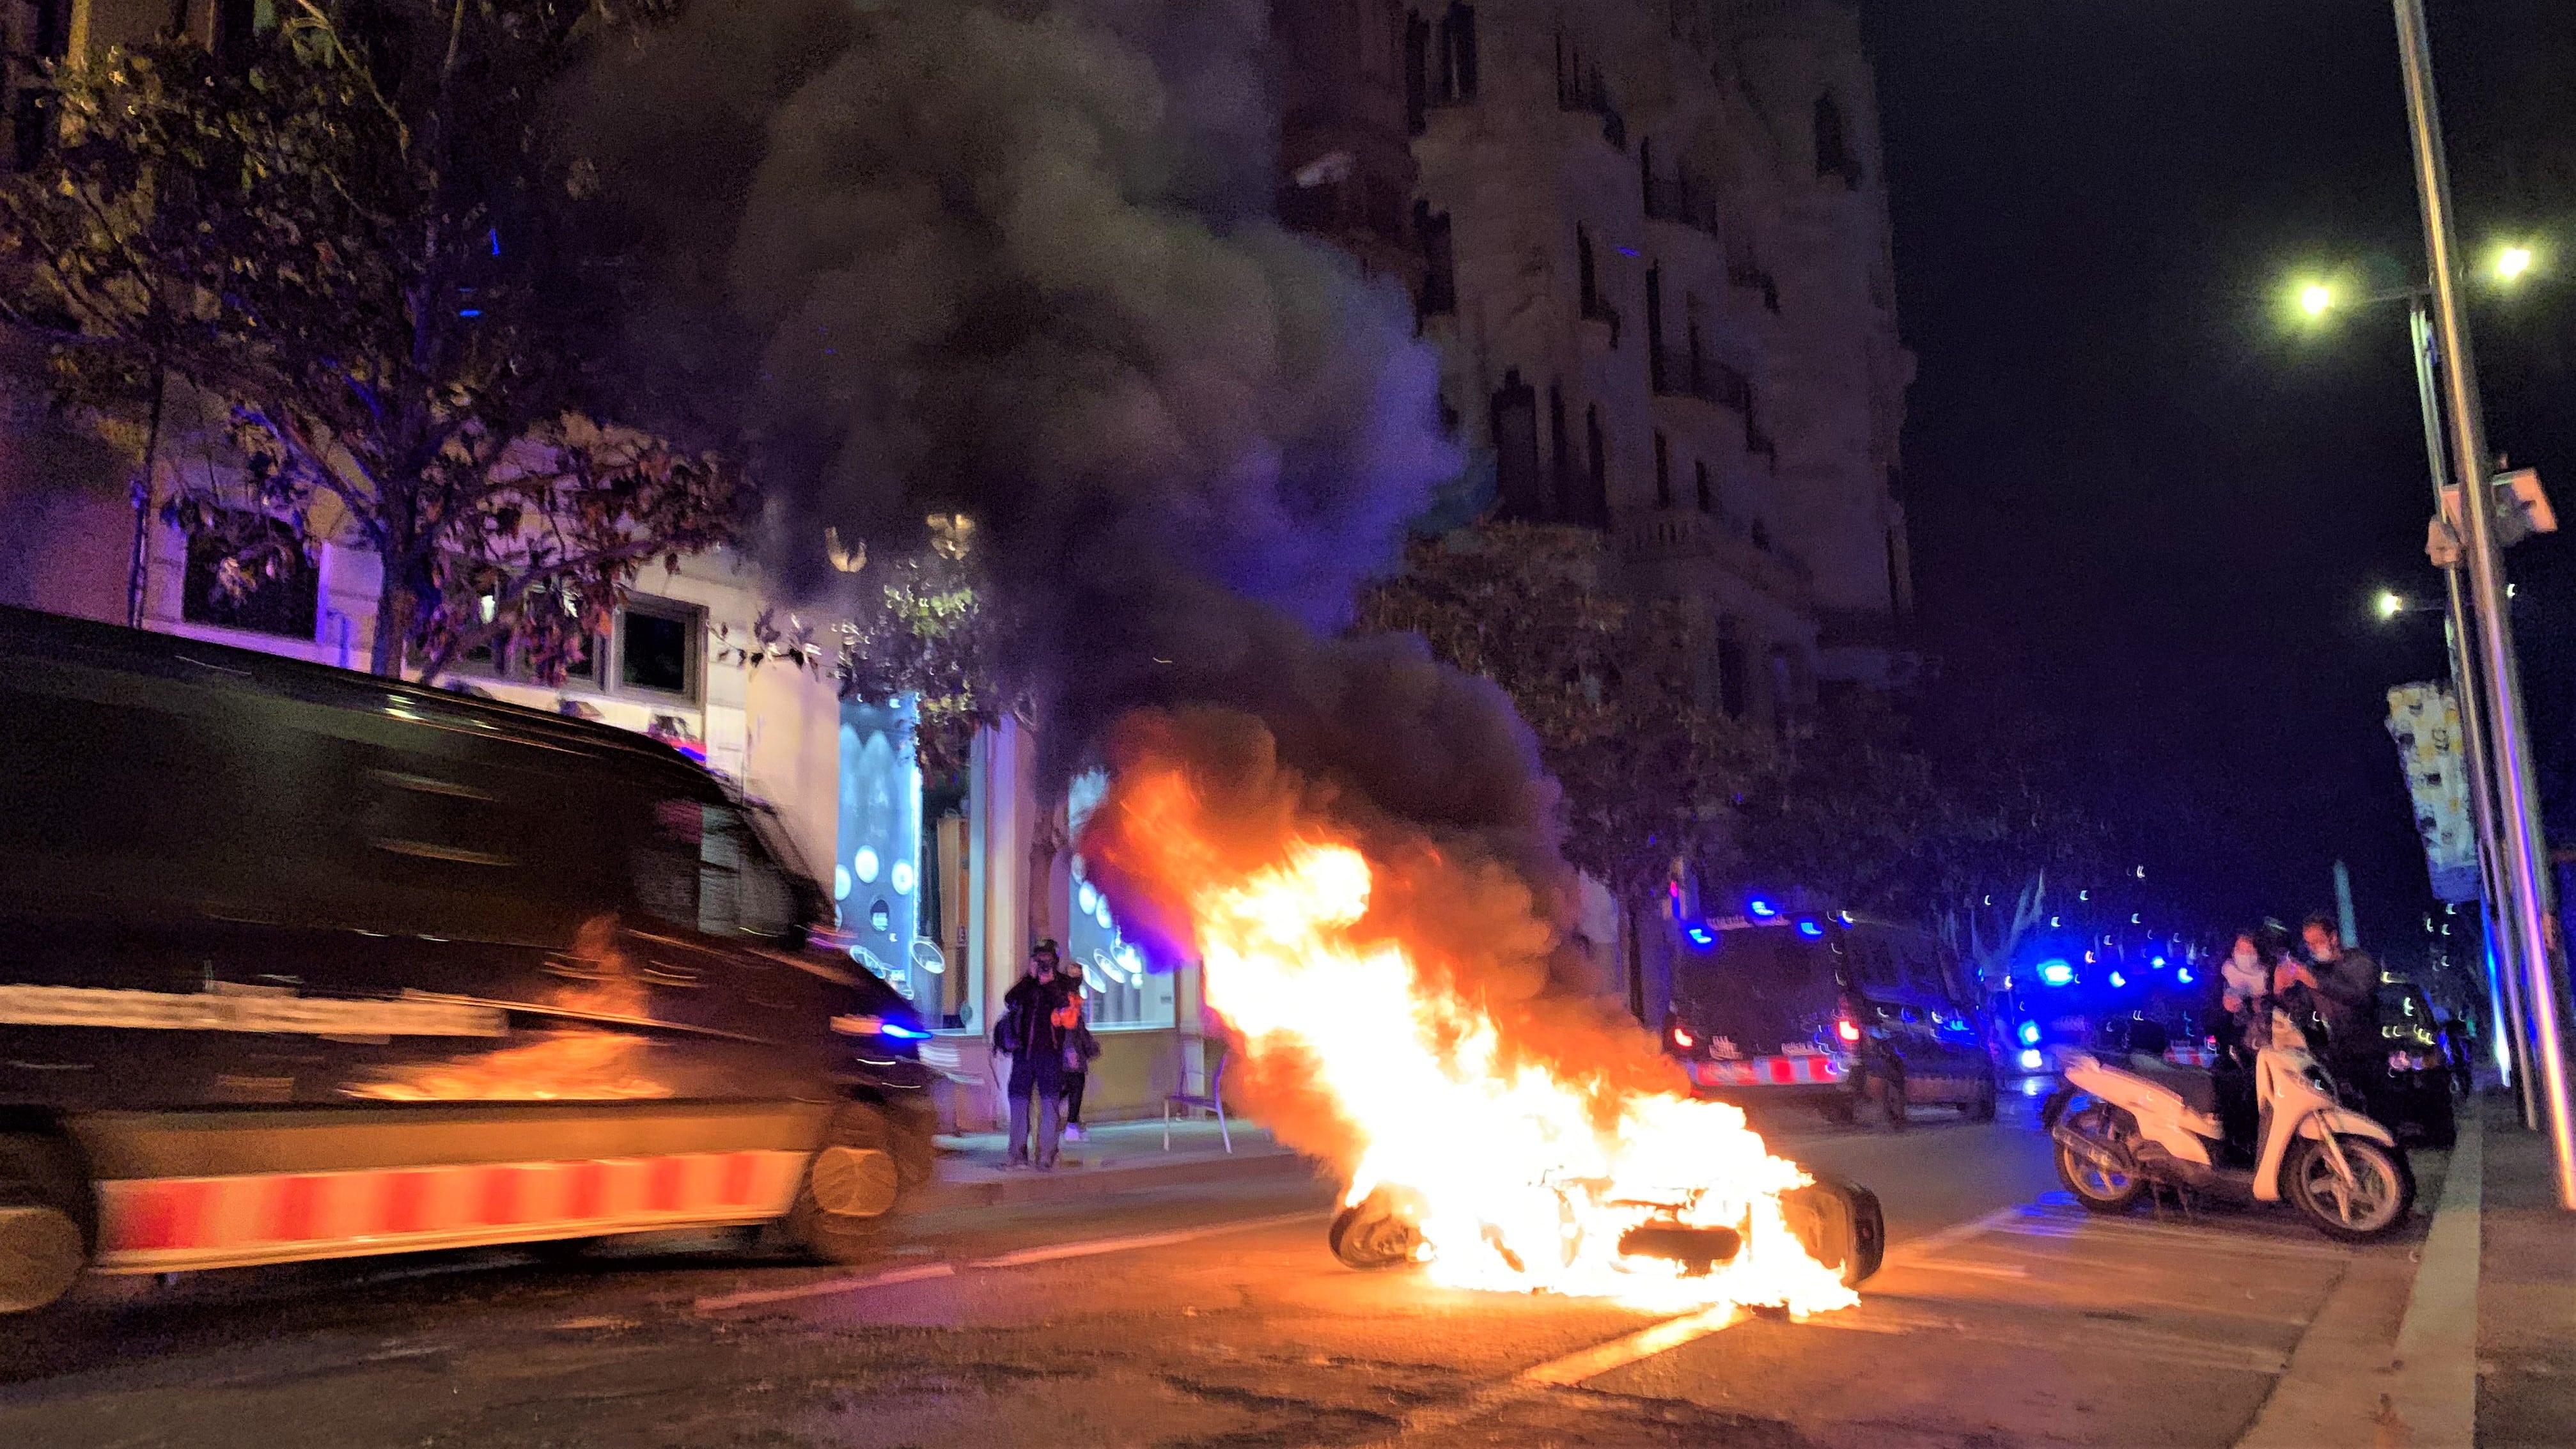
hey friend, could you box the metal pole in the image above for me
[2394,0,2576,1205]
[2414,299,2539,1122]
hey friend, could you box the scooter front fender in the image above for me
[2297,1108,2398,1147]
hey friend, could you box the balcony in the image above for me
[1643,172,1719,236]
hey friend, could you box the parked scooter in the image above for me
[2042,1018,2414,1241]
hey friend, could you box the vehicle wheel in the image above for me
[0,1132,90,1317]
[785,1104,907,1266]
[2284,1136,2414,1241]
[1967,1074,1999,1122]
[1329,1187,1423,1270]
[1817,1095,1858,1127]
[881,1097,938,1190]
[1877,1076,1910,1132]
[2054,1104,2146,1214]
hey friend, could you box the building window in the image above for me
[1653,432,1672,509]
[1415,201,1456,319]
[180,511,319,641]
[1580,405,1608,524]
[1491,368,1543,522]
[618,599,702,700]
[1815,94,1861,188]
[1751,519,1772,553]
[1434,3,1478,104]
[1644,263,1666,392]
[1695,459,1713,513]
[1065,771,1176,1030]
[1548,382,1570,492]
[1404,10,1430,133]
[1577,225,1620,343]
[1715,622,1748,721]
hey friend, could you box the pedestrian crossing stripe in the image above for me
[92,1149,810,1273]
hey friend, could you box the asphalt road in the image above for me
[0,1088,2439,1449]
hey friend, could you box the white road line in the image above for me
[694,1209,1320,1313]
[962,1211,1318,1268]
[2384,1121,2483,1449]
[1514,1305,1748,1386]
[1879,1203,2031,1265]
[694,1262,956,1312]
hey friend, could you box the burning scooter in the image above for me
[1330,1172,1885,1289]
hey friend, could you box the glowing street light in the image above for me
[2300,281,2334,317]
[2496,244,2534,283]
[2377,589,2405,620]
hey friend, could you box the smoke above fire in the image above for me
[562,4,1840,1284]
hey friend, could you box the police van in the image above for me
[0,605,935,1315]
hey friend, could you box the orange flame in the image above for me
[1086,713,1856,1313]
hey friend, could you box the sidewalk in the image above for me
[2477,1095,2576,1448]
[918,1116,1322,1211]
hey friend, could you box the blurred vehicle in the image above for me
[2357,980,2457,1150]
[0,606,936,1316]
[1664,912,1999,1129]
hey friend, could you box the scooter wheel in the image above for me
[2283,1135,2414,1241]
[2053,1105,2145,1214]
[1329,1188,1423,1270]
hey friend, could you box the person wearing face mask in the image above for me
[2288,914,2382,1093]
[2219,928,2288,1057]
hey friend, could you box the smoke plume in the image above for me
[565,1,1653,1163]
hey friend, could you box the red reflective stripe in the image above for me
[480,1166,522,1225]
[120,1180,210,1252]
[647,1155,686,1212]
[718,1152,757,1207]
[383,1170,433,1235]
[270,1175,323,1241]
[568,1161,609,1221]
[1768,1058,1795,1083]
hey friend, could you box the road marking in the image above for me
[1878,1203,2030,1265]
[693,1210,1318,1313]
[1994,1215,2352,1261]
[963,1211,1318,1268]
[694,1262,956,1312]
[2387,1120,2481,1448]
[1514,1304,1748,1386]
[1818,1300,2290,1375]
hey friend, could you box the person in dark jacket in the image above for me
[2290,914,2382,1088]
[995,941,1071,1170]
[1056,959,1103,1141]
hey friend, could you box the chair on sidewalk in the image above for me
[1162,1034,1231,1153]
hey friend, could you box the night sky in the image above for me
[1859,0,2576,955]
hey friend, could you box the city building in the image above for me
[1274,0,1919,1017]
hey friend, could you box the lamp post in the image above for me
[2407,303,2540,1127]
[2393,0,2576,1205]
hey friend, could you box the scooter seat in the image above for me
[2123,1054,2221,1115]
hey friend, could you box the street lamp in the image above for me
[2495,244,2534,283]
[2300,281,2334,317]
[2394,0,2576,1206]
[2375,589,2407,621]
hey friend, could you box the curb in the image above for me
[917,1148,1326,1211]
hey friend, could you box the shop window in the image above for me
[618,600,701,700]
[1065,771,1176,1030]
[837,697,932,1009]
[180,510,318,641]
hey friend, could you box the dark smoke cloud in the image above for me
[565,0,1609,997]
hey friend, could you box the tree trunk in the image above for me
[370,572,414,678]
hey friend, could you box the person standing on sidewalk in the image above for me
[1056,959,1102,1142]
[995,941,1071,1170]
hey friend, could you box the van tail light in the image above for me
[1835,1017,1863,1046]
[1670,1024,1697,1051]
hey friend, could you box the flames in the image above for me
[1086,721,1857,1315]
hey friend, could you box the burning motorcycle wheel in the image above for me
[1327,1187,1423,1270]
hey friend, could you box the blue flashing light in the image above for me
[2151,955,2168,968]
[1836,910,1855,926]
[2109,971,2127,989]
[1683,925,1714,947]
[878,1019,930,1040]
[2018,1021,2041,1046]
[2018,1047,2046,1072]
[1793,916,1826,939]
[1747,897,1779,920]
[2176,967,2194,985]
[458,308,483,318]
[2036,959,2076,987]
